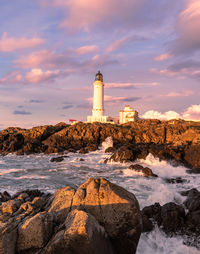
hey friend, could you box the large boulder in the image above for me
[72,178,142,254]
[48,186,76,223]
[17,212,53,252]
[43,209,114,254]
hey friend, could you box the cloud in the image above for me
[142,110,180,120]
[13,110,32,115]
[75,45,99,55]
[41,0,178,33]
[14,50,118,73]
[170,0,200,55]
[162,90,194,97]
[14,50,75,70]
[142,104,200,121]
[182,104,200,120]
[154,54,172,61]
[151,60,200,80]
[106,36,134,53]
[0,71,22,84]
[29,99,44,103]
[0,32,45,52]
[25,68,69,84]
[62,105,73,110]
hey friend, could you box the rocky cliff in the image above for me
[0,119,200,170]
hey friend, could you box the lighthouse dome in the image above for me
[95,71,103,82]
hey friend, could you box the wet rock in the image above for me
[142,203,162,225]
[141,214,154,232]
[79,148,88,154]
[86,144,98,152]
[183,188,200,212]
[164,177,187,184]
[72,178,142,254]
[105,147,116,153]
[160,202,185,233]
[0,191,11,202]
[128,164,158,177]
[43,209,114,254]
[50,156,65,162]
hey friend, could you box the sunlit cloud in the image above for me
[75,45,99,55]
[0,71,22,84]
[25,68,68,84]
[142,110,180,120]
[0,32,45,52]
[154,54,172,61]
[142,104,200,121]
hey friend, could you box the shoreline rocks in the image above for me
[0,120,200,171]
[0,178,142,254]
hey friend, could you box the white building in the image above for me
[87,71,108,123]
[119,105,138,124]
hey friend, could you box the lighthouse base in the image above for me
[87,115,108,123]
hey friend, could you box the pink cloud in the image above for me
[106,36,132,53]
[41,0,176,33]
[0,71,22,84]
[75,45,99,55]
[0,32,45,52]
[25,69,69,84]
[14,49,118,72]
[14,50,80,70]
[183,104,200,120]
[171,0,200,55]
[154,54,172,61]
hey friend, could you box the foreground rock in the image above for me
[142,188,200,249]
[0,178,142,254]
[0,120,200,170]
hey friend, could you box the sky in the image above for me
[0,0,200,129]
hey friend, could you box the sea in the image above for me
[0,137,199,254]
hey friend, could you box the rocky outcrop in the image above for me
[0,120,200,170]
[142,188,200,249]
[0,178,142,254]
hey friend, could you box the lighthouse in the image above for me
[87,71,108,123]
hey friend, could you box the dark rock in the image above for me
[183,188,200,212]
[129,164,144,170]
[128,164,158,177]
[142,203,162,225]
[79,148,88,154]
[86,144,98,152]
[141,214,154,232]
[105,147,116,153]
[50,156,65,162]
[164,177,188,184]
[0,191,11,202]
[160,202,185,233]
[79,158,85,161]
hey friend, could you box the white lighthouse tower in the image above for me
[87,71,108,123]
